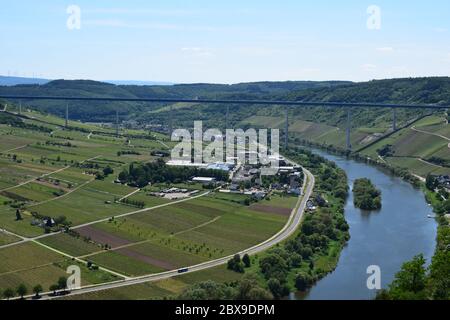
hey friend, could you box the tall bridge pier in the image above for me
[226,105,229,130]
[115,110,119,137]
[285,106,289,150]
[169,104,173,136]
[346,108,352,151]
[65,103,69,128]
[392,108,397,131]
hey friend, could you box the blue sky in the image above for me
[1,1,450,83]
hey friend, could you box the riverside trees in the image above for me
[352,178,382,210]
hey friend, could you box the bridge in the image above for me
[0,94,448,150]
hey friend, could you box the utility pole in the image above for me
[346,108,351,151]
[285,106,289,150]
[19,101,22,115]
[65,103,69,128]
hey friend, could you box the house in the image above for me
[192,177,217,184]
[288,188,302,196]
[43,217,56,227]
[252,191,266,200]
[306,200,317,211]
[229,184,240,192]
[206,163,234,172]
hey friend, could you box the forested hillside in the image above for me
[1,77,449,137]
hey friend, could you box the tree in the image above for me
[177,280,236,300]
[236,274,272,300]
[426,174,437,191]
[227,254,245,273]
[259,253,289,281]
[387,254,427,299]
[118,170,129,182]
[3,288,15,300]
[267,278,288,299]
[33,284,43,298]
[246,287,273,300]
[49,284,59,296]
[15,209,22,221]
[295,272,314,291]
[16,283,28,299]
[242,254,251,268]
[103,166,114,176]
[57,276,68,292]
[428,230,450,300]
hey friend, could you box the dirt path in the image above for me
[0,155,101,193]
[411,125,450,148]
[0,144,28,154]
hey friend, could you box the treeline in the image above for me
[118,158,229,187]
[45,141,76,148]
[119,198,145,209]
[117,150,141,156]
[353,178,382,210]
[177,275,273,300]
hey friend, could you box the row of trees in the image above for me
[177,275,273,300]
[2,276,68,300]
[119,197,145,209]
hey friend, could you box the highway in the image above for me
[33,164,315,300]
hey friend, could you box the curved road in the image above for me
[34,165,315,300]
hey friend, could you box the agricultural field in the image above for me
[0,232,20,246]
[0,242,120,292]
[361,115,450,177]
[0,109,302,299]
[62,265,242,300]
[240,114,389,150]
[37,193,295,278]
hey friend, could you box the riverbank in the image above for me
[205,147,351,299]
[164,147,351,300]
[293,142,440,299]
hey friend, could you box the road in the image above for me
[34,164,315,300]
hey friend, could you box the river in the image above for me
[294,148,438,300]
